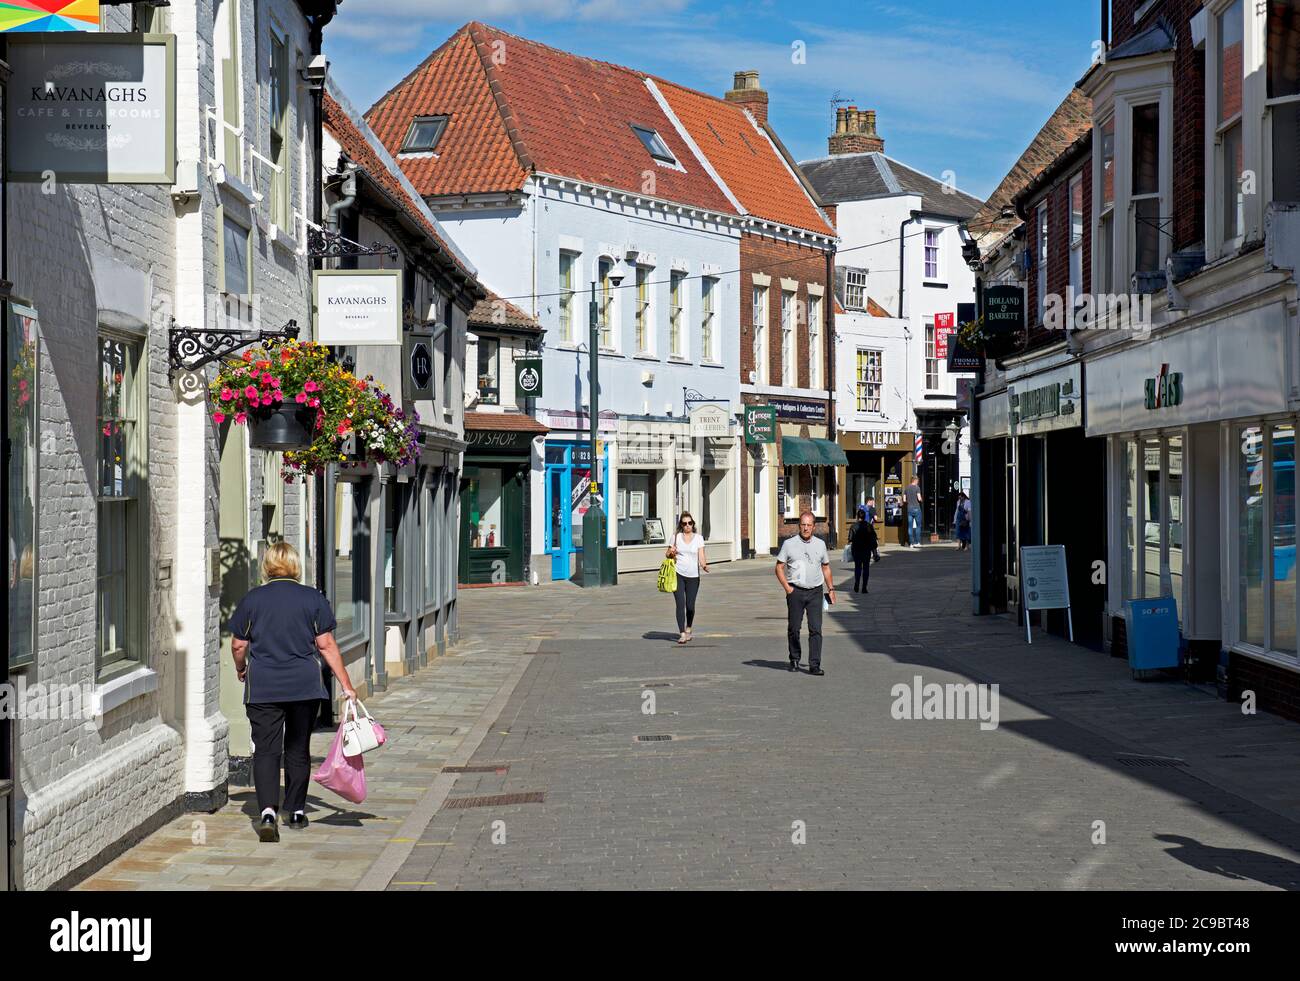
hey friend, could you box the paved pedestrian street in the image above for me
[80,547,1300,891]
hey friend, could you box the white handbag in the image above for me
[341,698,383,758]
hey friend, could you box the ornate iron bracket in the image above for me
[306,226,399,261]
[168,317,300,383]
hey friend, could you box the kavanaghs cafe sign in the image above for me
[6,34,176,184]
[313,269,403,346]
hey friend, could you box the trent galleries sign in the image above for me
[314,270,403,346]
[6,34,176,183]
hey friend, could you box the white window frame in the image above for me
[700,276,717,363]
[924,227,941,281]
[217,0,243,181]
[808,294,822,389]
[669,270,686,359]
[1262,0,1300,214]
[780,289,795,387]
[1096,113,1117,296]
[597,256,618,352]
[1069,172,1084,304]
[1129,100,1165,278]
[1088,57,1174,305]
[924,317,939,391]
[558,250,578,344]
[753,284,768,384]
[634,264,653,356]
[844,267,868,311]
[783,466,798,519]
[268,24,293,232]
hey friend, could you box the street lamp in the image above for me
[579,267,622,588]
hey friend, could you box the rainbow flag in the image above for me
[0,0,99,33]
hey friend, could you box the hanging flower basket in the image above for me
[209,339,420,478]
[956,313,1021,360]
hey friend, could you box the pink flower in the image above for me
[303,380,318,393]
[234,412,248,425]
[272,391,283,403]
[261,372,274,385]
[309,398,320,408]
[212,411,226,424]
[219,387,234,402]
[244,385,258,400]
[295,392,307,404]
[261,395,274,407]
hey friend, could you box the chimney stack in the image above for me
[725,70,768,124]
[829,104,884,155]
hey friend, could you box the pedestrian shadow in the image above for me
[231,789,378,827]
[744,659,796,672]
[643,631,683,643]
[1154,834,1300,890]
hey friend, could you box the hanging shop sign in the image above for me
[769,396,827,423]
[6,34,176,183]
[1144,363,1183,411]
[313,269,403,346]
[744,404,777,444]
[515,357,543,400]
[405,336,433,400]
[689,403,730,437]
[983,284,1025,337]
[948,302,984,372]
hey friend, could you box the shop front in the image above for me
[743,395,842,552]
[837,429,914,546]
[1086,300,1295,689]
[543,434,612,583]
[976,359,1106,646]
[459,413,547,586]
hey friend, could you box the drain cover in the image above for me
[1116,755,1186,768]
[443,791,544,809]
[636,734,674,743]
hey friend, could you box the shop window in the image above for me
[8,303,39,670]
[780,290,795,387]
[468,468,504,549]
[783,466,798,519]
[752,285,768,384]
[1239,426,1267,646]
[97,335,147,679]
[1142,436,1163,598]
[332,478,370,642]
[384,482,406,615]
[1167,436,1184,606]
[476,336,500,405]
[617,471,658,544]
[1273,424,1296,653]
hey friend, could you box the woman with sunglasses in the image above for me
[666,511,709,644]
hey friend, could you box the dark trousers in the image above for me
[674,575,700,632]
[247,700,317,814]
[853,558,871,590]
[786,586,824,668]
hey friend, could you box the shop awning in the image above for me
[781,437,848,467]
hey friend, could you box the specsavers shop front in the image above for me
[1086,300,1300,713]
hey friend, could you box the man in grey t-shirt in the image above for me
[904,476,923,547]
[775,511,835,676]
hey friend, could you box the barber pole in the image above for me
[914,433,924,469]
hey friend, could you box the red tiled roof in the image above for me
[323,90,475,281]
[653,79,835,237]
[866,297,893,318]
[367,23,737,216]
[464,411,548,433]
[469,290,542,332]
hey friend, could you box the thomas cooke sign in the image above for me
[6,35,176,184]
[313,269,403,346]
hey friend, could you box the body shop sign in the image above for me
[313,270,403,346]
[7,35,176,183]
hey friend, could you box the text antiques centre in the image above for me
[539,403,742,581]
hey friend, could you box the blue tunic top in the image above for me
[229,580,336,704]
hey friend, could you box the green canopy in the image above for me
[781,436,849,467]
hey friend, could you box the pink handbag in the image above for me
[312,719,367,804]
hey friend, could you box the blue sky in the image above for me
[326,0,1098,201]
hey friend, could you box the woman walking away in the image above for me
[666,511,709,644]
[850,506,878,593]
[955,492,972,551]
[229,542,356,842]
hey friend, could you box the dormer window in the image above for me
[631,125,676,165]
[401,115,448,153]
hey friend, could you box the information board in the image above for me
[1019,545,1072,644]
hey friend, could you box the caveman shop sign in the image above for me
[6,33,177,184]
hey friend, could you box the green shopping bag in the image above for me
[657,557,677,593]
